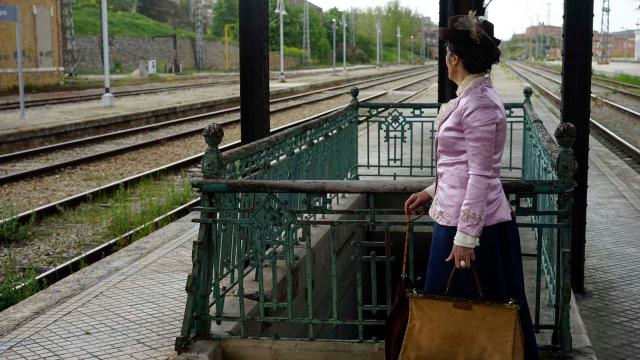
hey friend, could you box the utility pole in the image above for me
[302,1,311,64]
[376,19,381,67]
[342,13,347,73]
[332,18,337,75]
[350,10,356,47]
[275,0,287,82]
[61,0,77,77]
[410,35,414,65]
[420,32,425,64]
[599,0,610,64]
[397,26,401,64]
[194,0,204,71]
[100,0,113,107]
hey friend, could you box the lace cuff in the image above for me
[424,183,436,197]
[453,231,480,248]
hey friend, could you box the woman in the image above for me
[403,12,539,359]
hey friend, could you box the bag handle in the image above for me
[445,266,484,298]
[401,212,424,279]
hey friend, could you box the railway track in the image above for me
[0,68,433,186]
[505,62,640,172]
[0,78,239,111]
[525,61,640,95]
[511,62,640,118]
[0,67,376,111]
[3,70,437,291]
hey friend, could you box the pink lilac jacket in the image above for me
[425,75,512,248]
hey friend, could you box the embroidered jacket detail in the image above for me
[459,208,484,228]
[431,209,451,224]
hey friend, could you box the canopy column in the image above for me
[561,0,594,293]
[437,0,486,103]
[239,0,270,144]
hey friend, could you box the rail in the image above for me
[176,87,577,355]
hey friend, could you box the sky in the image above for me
[311,0,640,40]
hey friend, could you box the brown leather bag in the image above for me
[399,267,524,360]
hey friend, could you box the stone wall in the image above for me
[75,36,301,74]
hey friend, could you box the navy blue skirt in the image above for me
[424,218,539,360]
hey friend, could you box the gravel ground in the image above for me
[0,70,429,177]
[0,73,437,280]
[0,66,417,135]
[516,64,640,151]
[0,71,432,215]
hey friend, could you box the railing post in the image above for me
[522,87,533,180]
[350,87,360,180]
[553,122,577,354]
[176,124,224,352]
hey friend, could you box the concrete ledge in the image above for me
[176,339,383,360]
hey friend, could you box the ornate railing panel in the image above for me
[357,102,525,179]
[177,87,577,355]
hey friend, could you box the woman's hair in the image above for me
[447,39,501,74]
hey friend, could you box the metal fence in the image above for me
[358,102,525,179]
[176,87,577,355]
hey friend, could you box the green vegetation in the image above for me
[107,174,195,247]
[605,73,640,87]
[73,0,197,38]
[0,212,35,245]
[0,253,39,312]
[0,173,196,311]
[74,0,425,65]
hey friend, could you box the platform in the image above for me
[2,64,637,359]
[0,65,417,152]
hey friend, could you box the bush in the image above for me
[284,47,304,58]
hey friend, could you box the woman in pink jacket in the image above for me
[404,13,538,359]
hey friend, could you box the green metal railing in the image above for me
[176,87,577,355]
[358,102,525,179]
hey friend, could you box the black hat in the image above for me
[438,11,501,48]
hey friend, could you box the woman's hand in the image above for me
[446,244,476,269]
[404,191,432,216]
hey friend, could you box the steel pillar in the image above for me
[239,0,270,144]
[561,0,593,293]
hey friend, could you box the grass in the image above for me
[0,251,39,312]
[0,172,196,311]
[73,0,201,39]
[0,211,35,245]
[604,73,640,87]
[107,174,195,248]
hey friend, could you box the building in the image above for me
[594,29,635,59]
[421,17,438,60]
[525,23,563,46]
[0,0,64,91]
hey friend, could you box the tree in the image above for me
[211,0,239,39]
[108,0,137,12]
[137,0,191,28]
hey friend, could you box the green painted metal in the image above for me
[177,87,577,355]
[357,102,525,178]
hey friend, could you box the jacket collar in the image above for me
[436,75,492,131]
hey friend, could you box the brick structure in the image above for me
[0,0,64,91]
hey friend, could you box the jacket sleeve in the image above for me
[455,104,500,244]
